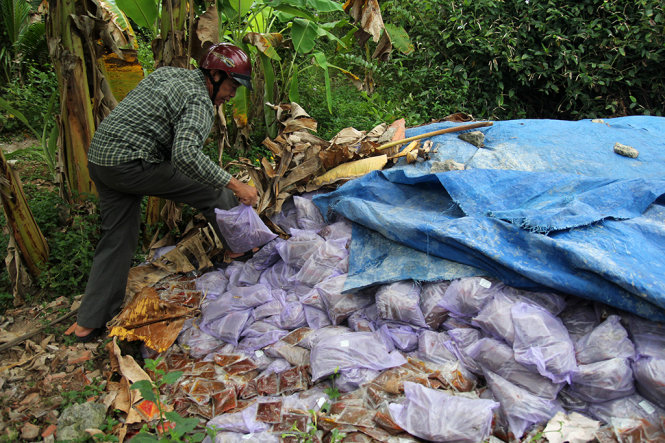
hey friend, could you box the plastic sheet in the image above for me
[569,358,635,402]
[574,315,635,364]
[468,338,563,400]
[388,381,498,443]
[511,302,577,384]
[419,281,450,330]
[375,281,428,328]
[484,369,563,439]
[440,277,502,318]
[309,331,407,381]
[215,204,277,253]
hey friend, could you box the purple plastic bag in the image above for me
[377,323,419,352]
[418,330,457,364]
[569,357,635,402]
[335,368,380,393]
[237,330,287,352]
[347,304,378,332]
[444,328,482,374]
[467,337,563,399]
[215,204,277,253]
[194,270,228,299]
[253,300,282,320]
[317,274,374,325]
[309,331,406,381]
[440,277,502,318]
[575,315,635,364]
[507,288,567,315]
[299,325,350,349]
[375,281,428,328]
[293,238,348,287]
[204,431,279,443]
[484,369,563,439]
[588,393,665,441]
[178,325,225,359]
[626,315,665,359]
[237,238,285,285]
[303,305,332,329]
[278,301,307,330]
[241,320,284,338]
[293,195,327,232]
[276,229,325,270]
[318,219,352,245]
[559,301,599,341]
[389,381,498,443]
[200,309,253,346]
[472,291,520,344]
[633,357,665,409]
[206,402,270,434]
[512,302,578,384]
[259,261,297,292]
[268,197,299,234]
[419,281,450,330]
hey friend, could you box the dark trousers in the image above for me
[77,160,237,329]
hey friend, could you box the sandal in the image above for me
[75,328,104,343]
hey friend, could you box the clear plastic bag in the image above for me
[237,238,285,285]
[258,261,297,292]
[318,219,352,245]
[512,302,578,384]
[418,330,457,365]
[215,204,277,253]
[303,305,332,329]
[588,394,665,441]
[388,381,498,443]
[375,280,428,328]
[377,323,419,352]
[194,270,228,299]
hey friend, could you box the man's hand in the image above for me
[227,177,259,206]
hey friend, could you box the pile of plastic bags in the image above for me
[170,195,665,442]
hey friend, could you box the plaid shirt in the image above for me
[88,67,231,188]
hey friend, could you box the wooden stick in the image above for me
[376,121,493,151]
[0,308,77,352]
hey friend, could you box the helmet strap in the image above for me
[201,68,227,104]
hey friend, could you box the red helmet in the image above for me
[201,43,252,90]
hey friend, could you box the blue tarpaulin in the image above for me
[313,117,665,322]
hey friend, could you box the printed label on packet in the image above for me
[254,350,264,358]
[639,400,656,414]
[479,278,492,289]
[340,340,349,347]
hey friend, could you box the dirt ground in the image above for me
[0,136,115,441]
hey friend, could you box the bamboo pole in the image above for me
[376,121,493,151]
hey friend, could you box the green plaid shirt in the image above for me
[88,67,231,188]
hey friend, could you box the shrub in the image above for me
[380,0,664,120]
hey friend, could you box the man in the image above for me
[73,43,258,341]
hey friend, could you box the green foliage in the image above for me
[0,66,58,139]
[0,0,48,85]
[130,358,212,442]
[31,189,101,298]
[380,0,664,120]
[61,378,105,408]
